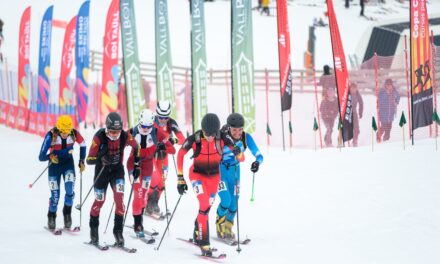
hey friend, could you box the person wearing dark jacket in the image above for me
[320,87,339,147]
[378,79,400,142]
[350,82,364,146]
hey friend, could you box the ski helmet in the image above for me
[201,113,220,136]
[56,115,73,134]
[227,113,244,128]
[106,112,123,130]
[156,100,171,117]
[138,109,155,127]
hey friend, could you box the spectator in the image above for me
[378,78,400,142]
[360,0,365,17]
[320,87,339,147]
[261,0,270,16]
[318,65,336,98]
[349,82,364,147]
[0,19,4,63]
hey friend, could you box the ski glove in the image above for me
[78,159,85,172]
[250,161,260,173]
[100,155,112,166]
[133,162,141,181]
[169,137,178,145]
[156,142,166,151]
[232,145,241,156]
[177,174,188,195]
[49,154,59,164]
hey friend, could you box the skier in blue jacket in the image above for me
[216,113,263,241]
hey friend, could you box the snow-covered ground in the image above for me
[1,0,440,263]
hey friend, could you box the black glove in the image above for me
[232,145,241,156]
[250,161,260,173]
[169,137,178,145]
[133,162,141,181]
[78,159,85,172]
[156,142,166,151]
[100,155,111,166]
[177,174,188,195]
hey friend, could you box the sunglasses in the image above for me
[140,124,153,129]
[158,116,169,120]
[107,129,121,135]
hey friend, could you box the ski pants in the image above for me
[90,164,125,217]
[189,167,220,246]
[129,168,152,216]
[148,157,169,200]
[217,163,240,222]
[48,159,76,213]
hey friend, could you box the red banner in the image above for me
[276,0,293,112]
[16,107,30,131]
[6,105,18,128]
[0,102,10,124]
[327,0,353,141]
[410,0,433,130]
[59,16,77,113]
[28,111,38,134]
[101,0,120,125]
[18,6,31,108]
[36,113,47,137]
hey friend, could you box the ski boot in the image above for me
[90,216,100,244]
[200,245,213,257]
[133,214,144,237]
[216,213,227,239]
[63,205,72,229]
[48,211,56,230]
[224,220,235,240]
[114,230,125,247]
[113,215,125,247]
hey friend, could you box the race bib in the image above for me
[48,177,59,191]
[115,179,124,193]
[218,181,227,192]
[191,180,204,196]
[94,189,105,201]
[142,176,151,190]
[64,171,75,183]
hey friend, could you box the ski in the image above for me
[107,243,137,253]
[124,225,159,236]
[63,226,81,234]
[131,234,156,245]
[83,241,109,251]
[145,211,169,221]
[44,226,62,235]
[197,253,227,260]
[213,237,251,246]
[176,238,218,252]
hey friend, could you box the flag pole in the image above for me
[402,124,406,150]
[371,128,374,152]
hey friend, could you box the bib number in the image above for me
[142,176,151,190]
[115,179,124,193]
[218,181,227,192]
[191,180,204,196]
[48,178,59,191]
[64,171,75,183]
[94,189,105,201]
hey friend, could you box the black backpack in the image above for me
[192,130,223,159]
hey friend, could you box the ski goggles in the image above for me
[140,124,154,129]
[158,116,169,120]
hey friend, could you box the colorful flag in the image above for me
[190,0,208,131]
[18,6,31,109]
[327,0,353,142]
[120,0,145,127]
[231,0,255,133]
[75,0,90,123]
[155,0,175,118]
[410,0,433,130]
[276,0,293,112]
[37,5,53,113]
[59,16,76,114]
[399,111,407,127]
[101,0,120,124]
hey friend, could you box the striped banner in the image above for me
[59,16,76,115]
[37,5,53,113]
[18,6,31,108]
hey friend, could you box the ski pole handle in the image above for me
[29,162,51,189]
[250,172,256,202]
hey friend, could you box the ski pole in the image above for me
[154,194,183,251]
[79,170,83,228]
[75,166,106,211]
[104,203,114,234]
[123,181,134,226]
[162,159,170,235]
[28,162,51,188]
[234,162,242,253]
[250,172,256,202]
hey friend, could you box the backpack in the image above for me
[96,128,127,157]
[192,130,223,159]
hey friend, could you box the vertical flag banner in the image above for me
[75,0,90,123]
[155,0,175,118]
[410,0,433,130]
[276,0,293,112]
[231,0,255,133]
[59,16,76,114]
[101,0,120,124]
[37,5,53,113]
[190,0,208,131]
[120,0,145,127]
[18,6,31,108]
[327,0,353,141]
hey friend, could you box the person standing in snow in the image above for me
[38,115,86,230]
[216,113,263,241]
[378,79,400,142]
[127,109,175,235]
[176,113,238,256]
[349,82,364,147]
[146,100,185,218]
[86,112,140,247]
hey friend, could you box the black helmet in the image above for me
[201,113,220,136]
[227,113,244,128]
[106,112,123,130]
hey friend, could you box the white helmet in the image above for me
[138,109,155,127]
[156,100,171,117]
